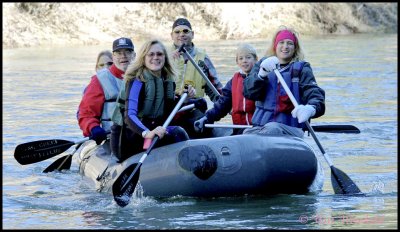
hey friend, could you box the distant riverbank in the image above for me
[3,2,397,49]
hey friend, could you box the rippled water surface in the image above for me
[3,34,397,229]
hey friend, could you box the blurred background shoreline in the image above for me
[3,2,397,49]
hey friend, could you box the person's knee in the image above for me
[264,122,281,129]
[243,126,261,134]
[260,122,288,135]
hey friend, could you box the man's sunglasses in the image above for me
[173,29,192,34]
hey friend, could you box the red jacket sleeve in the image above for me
[78,76,105,136]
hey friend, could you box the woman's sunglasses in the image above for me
[98,62,113,68]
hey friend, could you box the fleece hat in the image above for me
[274,30,297,50]
[112,37,134,52]
[172,18,192,30]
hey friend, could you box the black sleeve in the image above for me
[299,63,326,118]
[243,58,268,101]
[205,79,234,123]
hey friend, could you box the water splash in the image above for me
[122,182,157,208]
[370,178,385,195]
[133,181,144,199]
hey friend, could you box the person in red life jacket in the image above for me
[77,37,136,146]
[194,43,258,135]
[242,26,325,138]
[122,39,192,158]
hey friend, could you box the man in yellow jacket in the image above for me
[169,17,223,138]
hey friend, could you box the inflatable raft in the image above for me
[77,130,323,198]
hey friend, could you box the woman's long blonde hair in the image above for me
[124,39,176,82]
[265,25,305,62]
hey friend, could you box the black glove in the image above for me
[89,126,108,145]
[194,116,209,133]
[188,98,207,113]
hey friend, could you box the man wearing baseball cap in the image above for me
[78,37,136,148]
[169,18,223,138]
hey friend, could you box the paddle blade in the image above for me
[14,139,74,165]
[112,163,141,207]
[331,166,362,195]
[43,155,72,173]
[311,125,360,134]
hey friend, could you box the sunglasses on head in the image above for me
[173,29,192,34]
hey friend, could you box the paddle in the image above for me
[178,45,221,97]
[14,138,89,165]
[204,124,360,134]
[41,103,193,173]
[310,125,360,134]
[41,103,193,174]
[42,140,86,173]
[112,92,189,207]
[273,68,362,195]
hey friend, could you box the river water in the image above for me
[3,34,397,229]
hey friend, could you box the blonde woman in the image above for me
[120,39,192,160]
[95,50,113,72]
[243,26,325,138]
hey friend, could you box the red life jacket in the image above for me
[231,72,255,125]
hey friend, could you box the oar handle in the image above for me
[179,46,221,97]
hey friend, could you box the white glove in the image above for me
[258,56,280,78]
[291,105,316,123]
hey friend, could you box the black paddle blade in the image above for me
[43,155,72,173]
[331,166,363,195]
[14,139,74,165]
[311,125,360,134]
[112,163,141,207]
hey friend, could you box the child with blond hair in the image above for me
[194,43,258,135]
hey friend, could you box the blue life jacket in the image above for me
[251,61,306,128]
